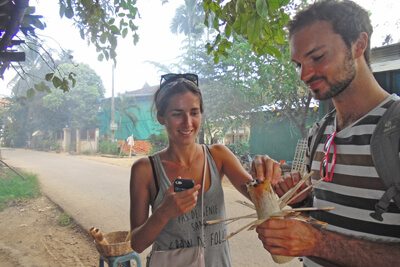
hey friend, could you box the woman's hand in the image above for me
[251,155,281,185]
[158,182,202,220]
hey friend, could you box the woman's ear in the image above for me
[354,32,368,59]
[157,114,165,125]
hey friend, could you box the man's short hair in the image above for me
[287,0,373,66]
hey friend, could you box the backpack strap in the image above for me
[306,108,336,172]
[370,97,400,221]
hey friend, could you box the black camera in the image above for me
[173,179,195,192]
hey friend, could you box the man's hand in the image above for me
[251,155,281,185]
[256,218,319,257]
[274,171,307,204]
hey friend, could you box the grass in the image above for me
[0,166,78,229]
[57,212,77,228]
[0,167,41,211]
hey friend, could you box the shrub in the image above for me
[226,142,252,172]
[148,132,168,155]
[50,141,61,151]
[99,140,119,155]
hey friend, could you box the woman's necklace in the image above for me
[181,145,197,172]
[165,145,198,172]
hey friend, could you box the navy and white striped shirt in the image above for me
[305,94,400,267]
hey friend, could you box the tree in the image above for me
[2,0,139,96]
[3,1,300,93]
[58,0,140,65]
[42,63,105,130]
[170,0,206,71]
[114,95,140,140]
[202,0,295,62]
[8,36,76,99]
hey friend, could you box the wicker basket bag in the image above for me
[94,231,133,257]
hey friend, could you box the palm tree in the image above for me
[170,0,205,71]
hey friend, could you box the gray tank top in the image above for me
[151,146,232,267]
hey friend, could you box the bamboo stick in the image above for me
[279,172,313,209]
[206,213,257,225]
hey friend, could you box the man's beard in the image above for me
[313,50,356,101]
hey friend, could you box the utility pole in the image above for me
[110,64,116,140]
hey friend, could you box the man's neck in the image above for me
[333,70,389,131]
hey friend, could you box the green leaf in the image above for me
[68,73,77,87]
[265,44,282,57]
[27,88,35,99]
[236,0,245,13]
[133,33,139,45]
[274,29,286,44]
[120,19,128,27]
[45,73,54,81]
[100,32,108,44]
[256,0,269,20]
[104,50,110,61]
[81,0,92,8]
[225,24,231,38]
[122,28,128,38]
[59,3,66,18]
[45,85,52,93]
[247,13,262,44]
[109,35,117,48]
[52,76,63,88]
[65,7,74,19]
[110,49,117,60]
[269,0,281,10]
[79,28,85,39]
[110,25,120,34]
[34,82,45,92]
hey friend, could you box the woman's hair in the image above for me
[286,0,373,67]
[152,78,204,118]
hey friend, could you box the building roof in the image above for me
[371,42,400,73]
[123,84,158,97]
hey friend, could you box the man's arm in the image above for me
[256,218,400,266]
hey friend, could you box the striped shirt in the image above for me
[304,94,400,267]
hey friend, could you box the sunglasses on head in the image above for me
[160,73,199,89]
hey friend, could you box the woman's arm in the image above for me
[129,158,201,252]
[208,144,253,200]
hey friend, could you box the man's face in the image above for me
[289,21,356,101]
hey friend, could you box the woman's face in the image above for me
[157,91,202,146]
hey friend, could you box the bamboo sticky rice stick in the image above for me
[246,178,294,264]
[89,227,109,245]
[124,230,131,242]
[205,170,334,263]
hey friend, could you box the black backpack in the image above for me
[307,96,400,221]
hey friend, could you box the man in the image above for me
[251,0,400,266]
[126,134,135,157]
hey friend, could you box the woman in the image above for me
[129,73,253,266]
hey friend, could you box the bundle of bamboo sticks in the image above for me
[206,172,333,264]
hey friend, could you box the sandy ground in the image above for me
[0,153,147,267]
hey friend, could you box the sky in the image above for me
[1,0,399,98]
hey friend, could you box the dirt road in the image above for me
[1,149,302,267]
